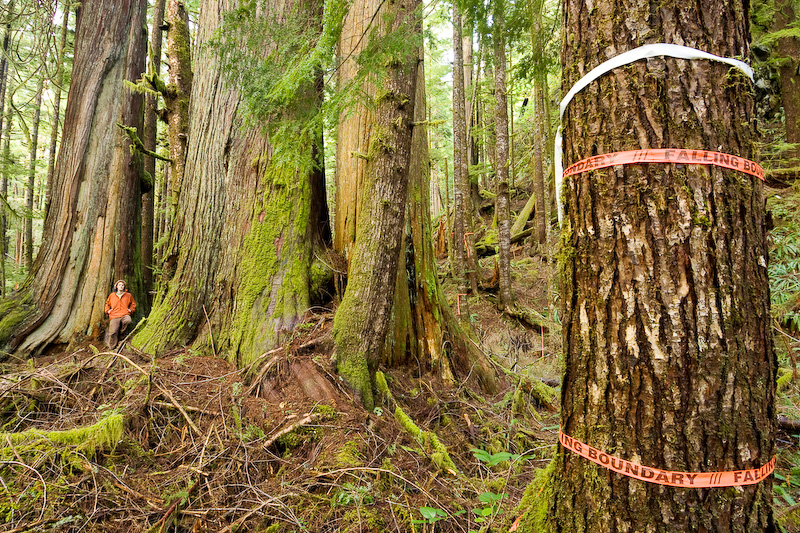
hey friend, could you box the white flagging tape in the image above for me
[555,44,754,224]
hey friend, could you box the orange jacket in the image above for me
[105,291,136,319]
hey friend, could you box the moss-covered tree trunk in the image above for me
[0,0,147,356]
[387,46,497,395]
[133,0,330,368]
[332,0,421,410]
[518,0,775,530]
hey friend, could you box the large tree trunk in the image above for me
[0,0,147,357]
[133,0,330,368]
[332,0,420,410]
[332,0,377,261]
[141,0,166,306]
[493,1,513,310]
[518,0,775,530]
[0,5,10,299]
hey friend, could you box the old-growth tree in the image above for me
[0,0,147,356]
[517,0,775,529]
[133,0,331,367]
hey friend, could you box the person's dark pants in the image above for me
[106,315,132,349]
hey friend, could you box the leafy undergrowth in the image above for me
[0,302,560,532]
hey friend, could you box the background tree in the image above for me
[517,0,775,527]
[492,0,513,310]
[0,0,147,356]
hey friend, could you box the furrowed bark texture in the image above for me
[332,0,420,410]
[538,0,775,530]
[0,0,147,356]
[134,0,329,368]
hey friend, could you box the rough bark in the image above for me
[142,0,166,306]
[44,2,70,219]
[134,0,330,369]
[332,0,420,410]
[519,0,775,530]
[492,2,513,310]
[160,0,192,270]
[0,0,147,356]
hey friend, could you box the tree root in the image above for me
[375,371,458,475]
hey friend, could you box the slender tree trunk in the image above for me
[530,0,547,246]
[44,1,70,219]
[25,77,44,269]
[518,0,775,529]
[0,0,148,356]
[141,0,166,306]
[452,5,478,294]
[0,2,12,299]
[332,0,420,410]
[159,0,192,273]
[134,0,331,368]
[493,2,513,310]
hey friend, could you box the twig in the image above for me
[263,413,323,449]
[243,354,282,397]
[0,461,47,522]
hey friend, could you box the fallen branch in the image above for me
[262,413,323,449]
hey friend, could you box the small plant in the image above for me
[472,491,506,523]
[413,506,447,525]
[471,447,520,467]
[332,482,374,507]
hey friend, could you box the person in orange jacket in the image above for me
[105,280,136,349]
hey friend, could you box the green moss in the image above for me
[777,367,793,390]
[0,412,125,462]
[333,318,375,411]
[514,459,556,533]
[336,440,364,467]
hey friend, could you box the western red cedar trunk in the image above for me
[332,0,421,410]
[774,0,799,164]
[133,0,330,368]
[517,0,775,529]
[0,0,148,356]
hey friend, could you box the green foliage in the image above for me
[769,189,800,333]
[413,506,448,525]
[332,482,374,507]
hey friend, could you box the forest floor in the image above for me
[3,197,800,532]
[0,237,565,533]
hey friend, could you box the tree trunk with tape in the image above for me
[517,0,775,530]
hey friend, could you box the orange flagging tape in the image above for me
[563,148,765,181]
[559,429,774,488]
